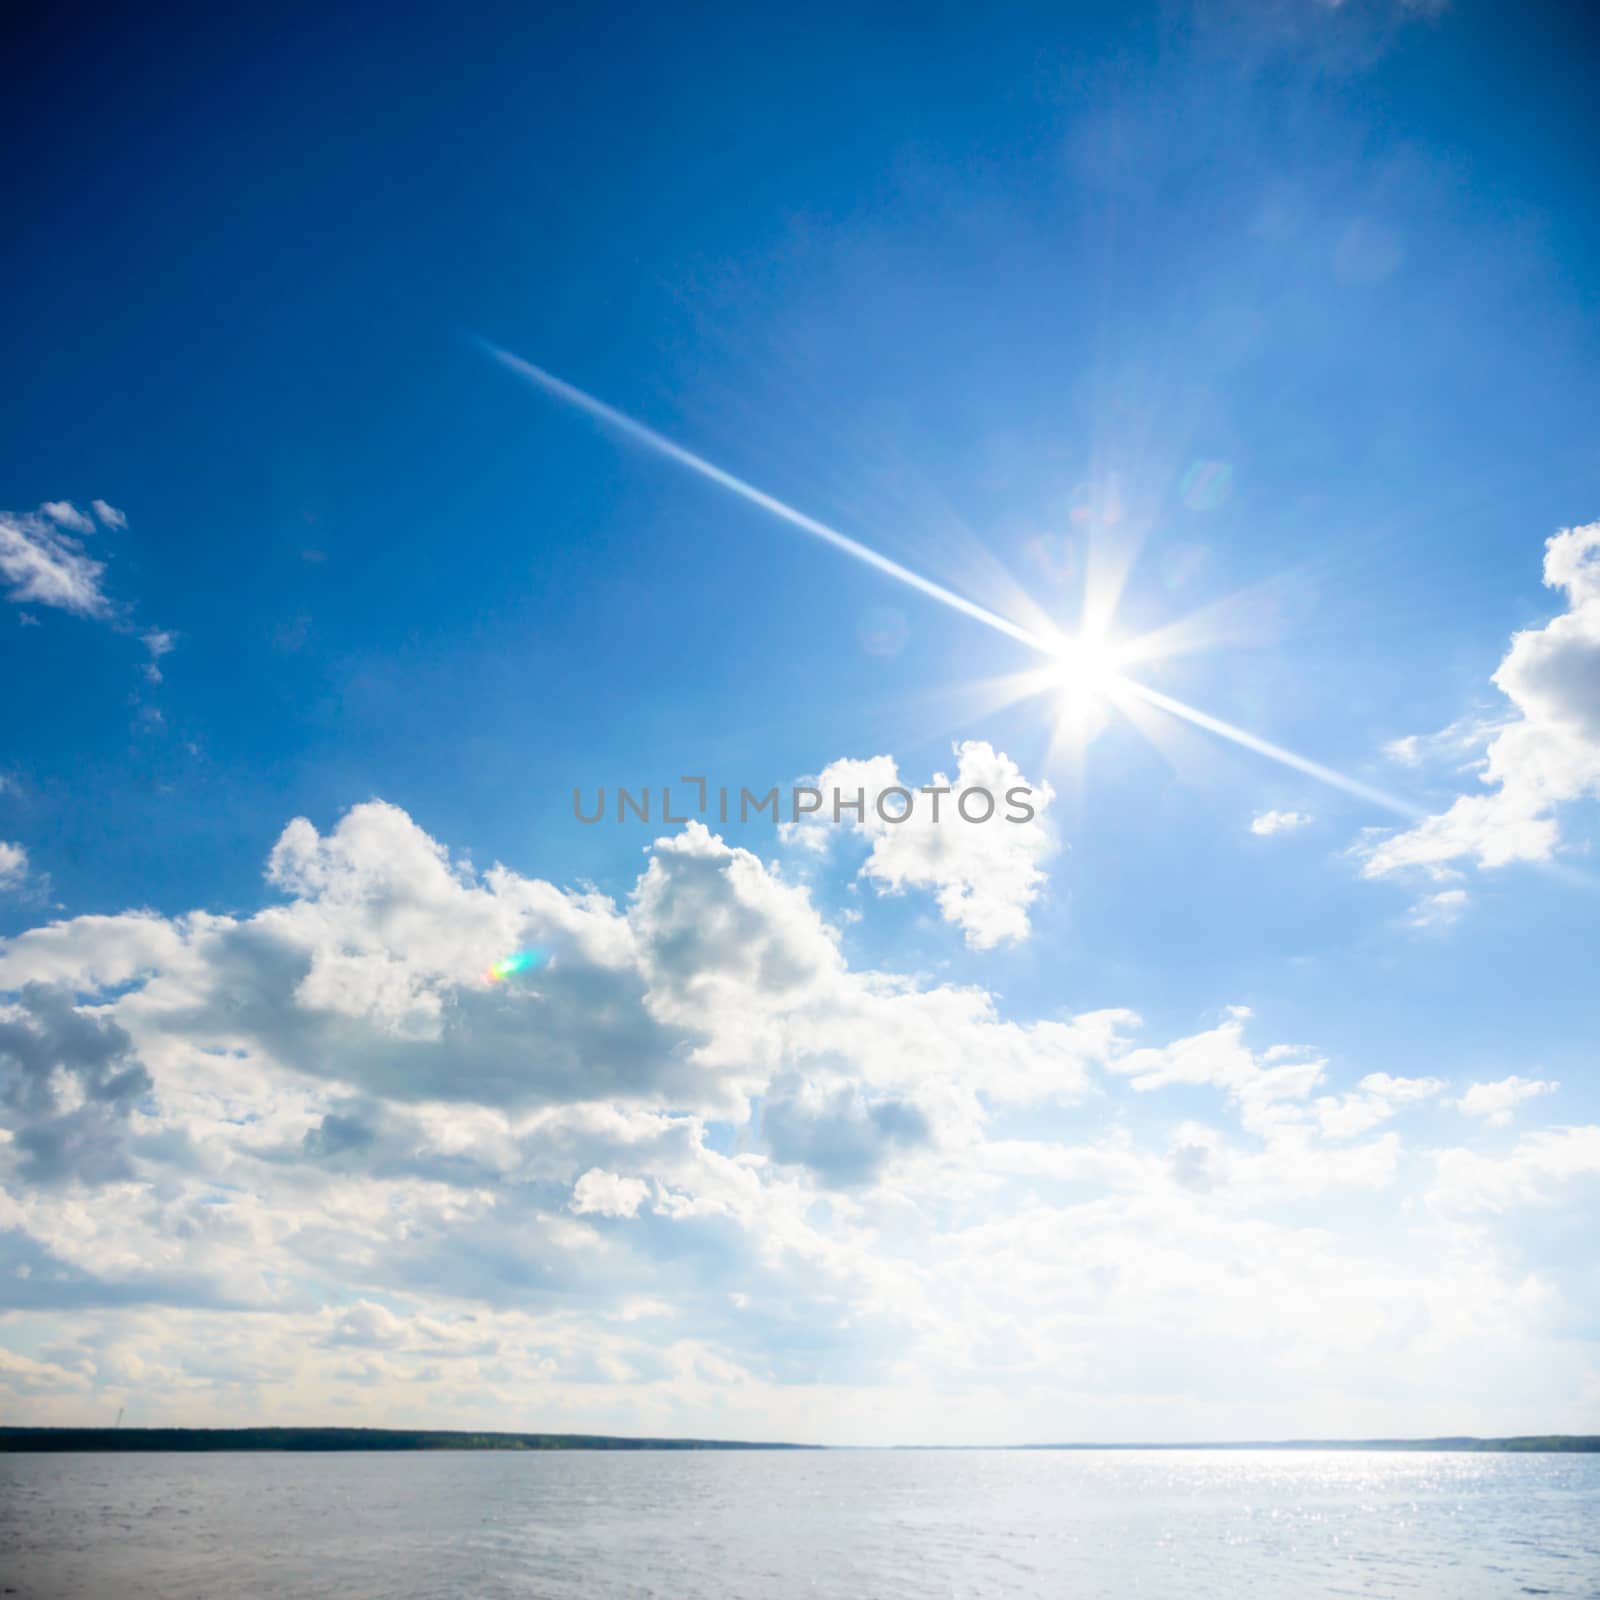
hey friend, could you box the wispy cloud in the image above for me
[1250,808,1312,836]
[4,503,174,703]
[0,840,27,891]
[0,504,113,619]
[40,501,96,535]
[142,629,177,683]
[1455,1075,1558,1127]
[1383,713,1503,772]
[1408,887,1468,928]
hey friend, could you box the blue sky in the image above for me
[2,0,1598,1443]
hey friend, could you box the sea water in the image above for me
[1,1446,1596,1598]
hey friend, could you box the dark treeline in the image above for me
[0,1427,814,1453]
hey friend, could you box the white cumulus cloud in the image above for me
[570,1169,652,1218]
[799,741,1055,949]
[1430,1126,1600,1215]
[1362,521,1600,881]
[1455,1075,1558,1127]
[1,801,1594,1441]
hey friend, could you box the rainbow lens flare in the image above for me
[1179,460,1233,512]
[484,948,545,983]
[857,605,910,657]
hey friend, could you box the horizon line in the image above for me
[4,1424,1597,1454]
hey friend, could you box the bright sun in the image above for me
[1050,634,1128,722]
[491,344,1413,819]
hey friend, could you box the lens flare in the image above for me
[858,605,910,657]
[1024,532,1078,585]
[1180,460,1233,512]
[485,948,546,983]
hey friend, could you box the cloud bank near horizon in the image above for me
[2,795,1595,1444]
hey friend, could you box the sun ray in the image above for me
[485,341,1061,657]
[1115,566,1316,669]
[486,339,1418,819]
[1111,678,1419,818]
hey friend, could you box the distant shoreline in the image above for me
[2,1427,1597,1454]
[0,1427,812,1453]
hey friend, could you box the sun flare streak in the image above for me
[488,340,1414,818]
[486,341,1055,655]
[1110,678,1419,818]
